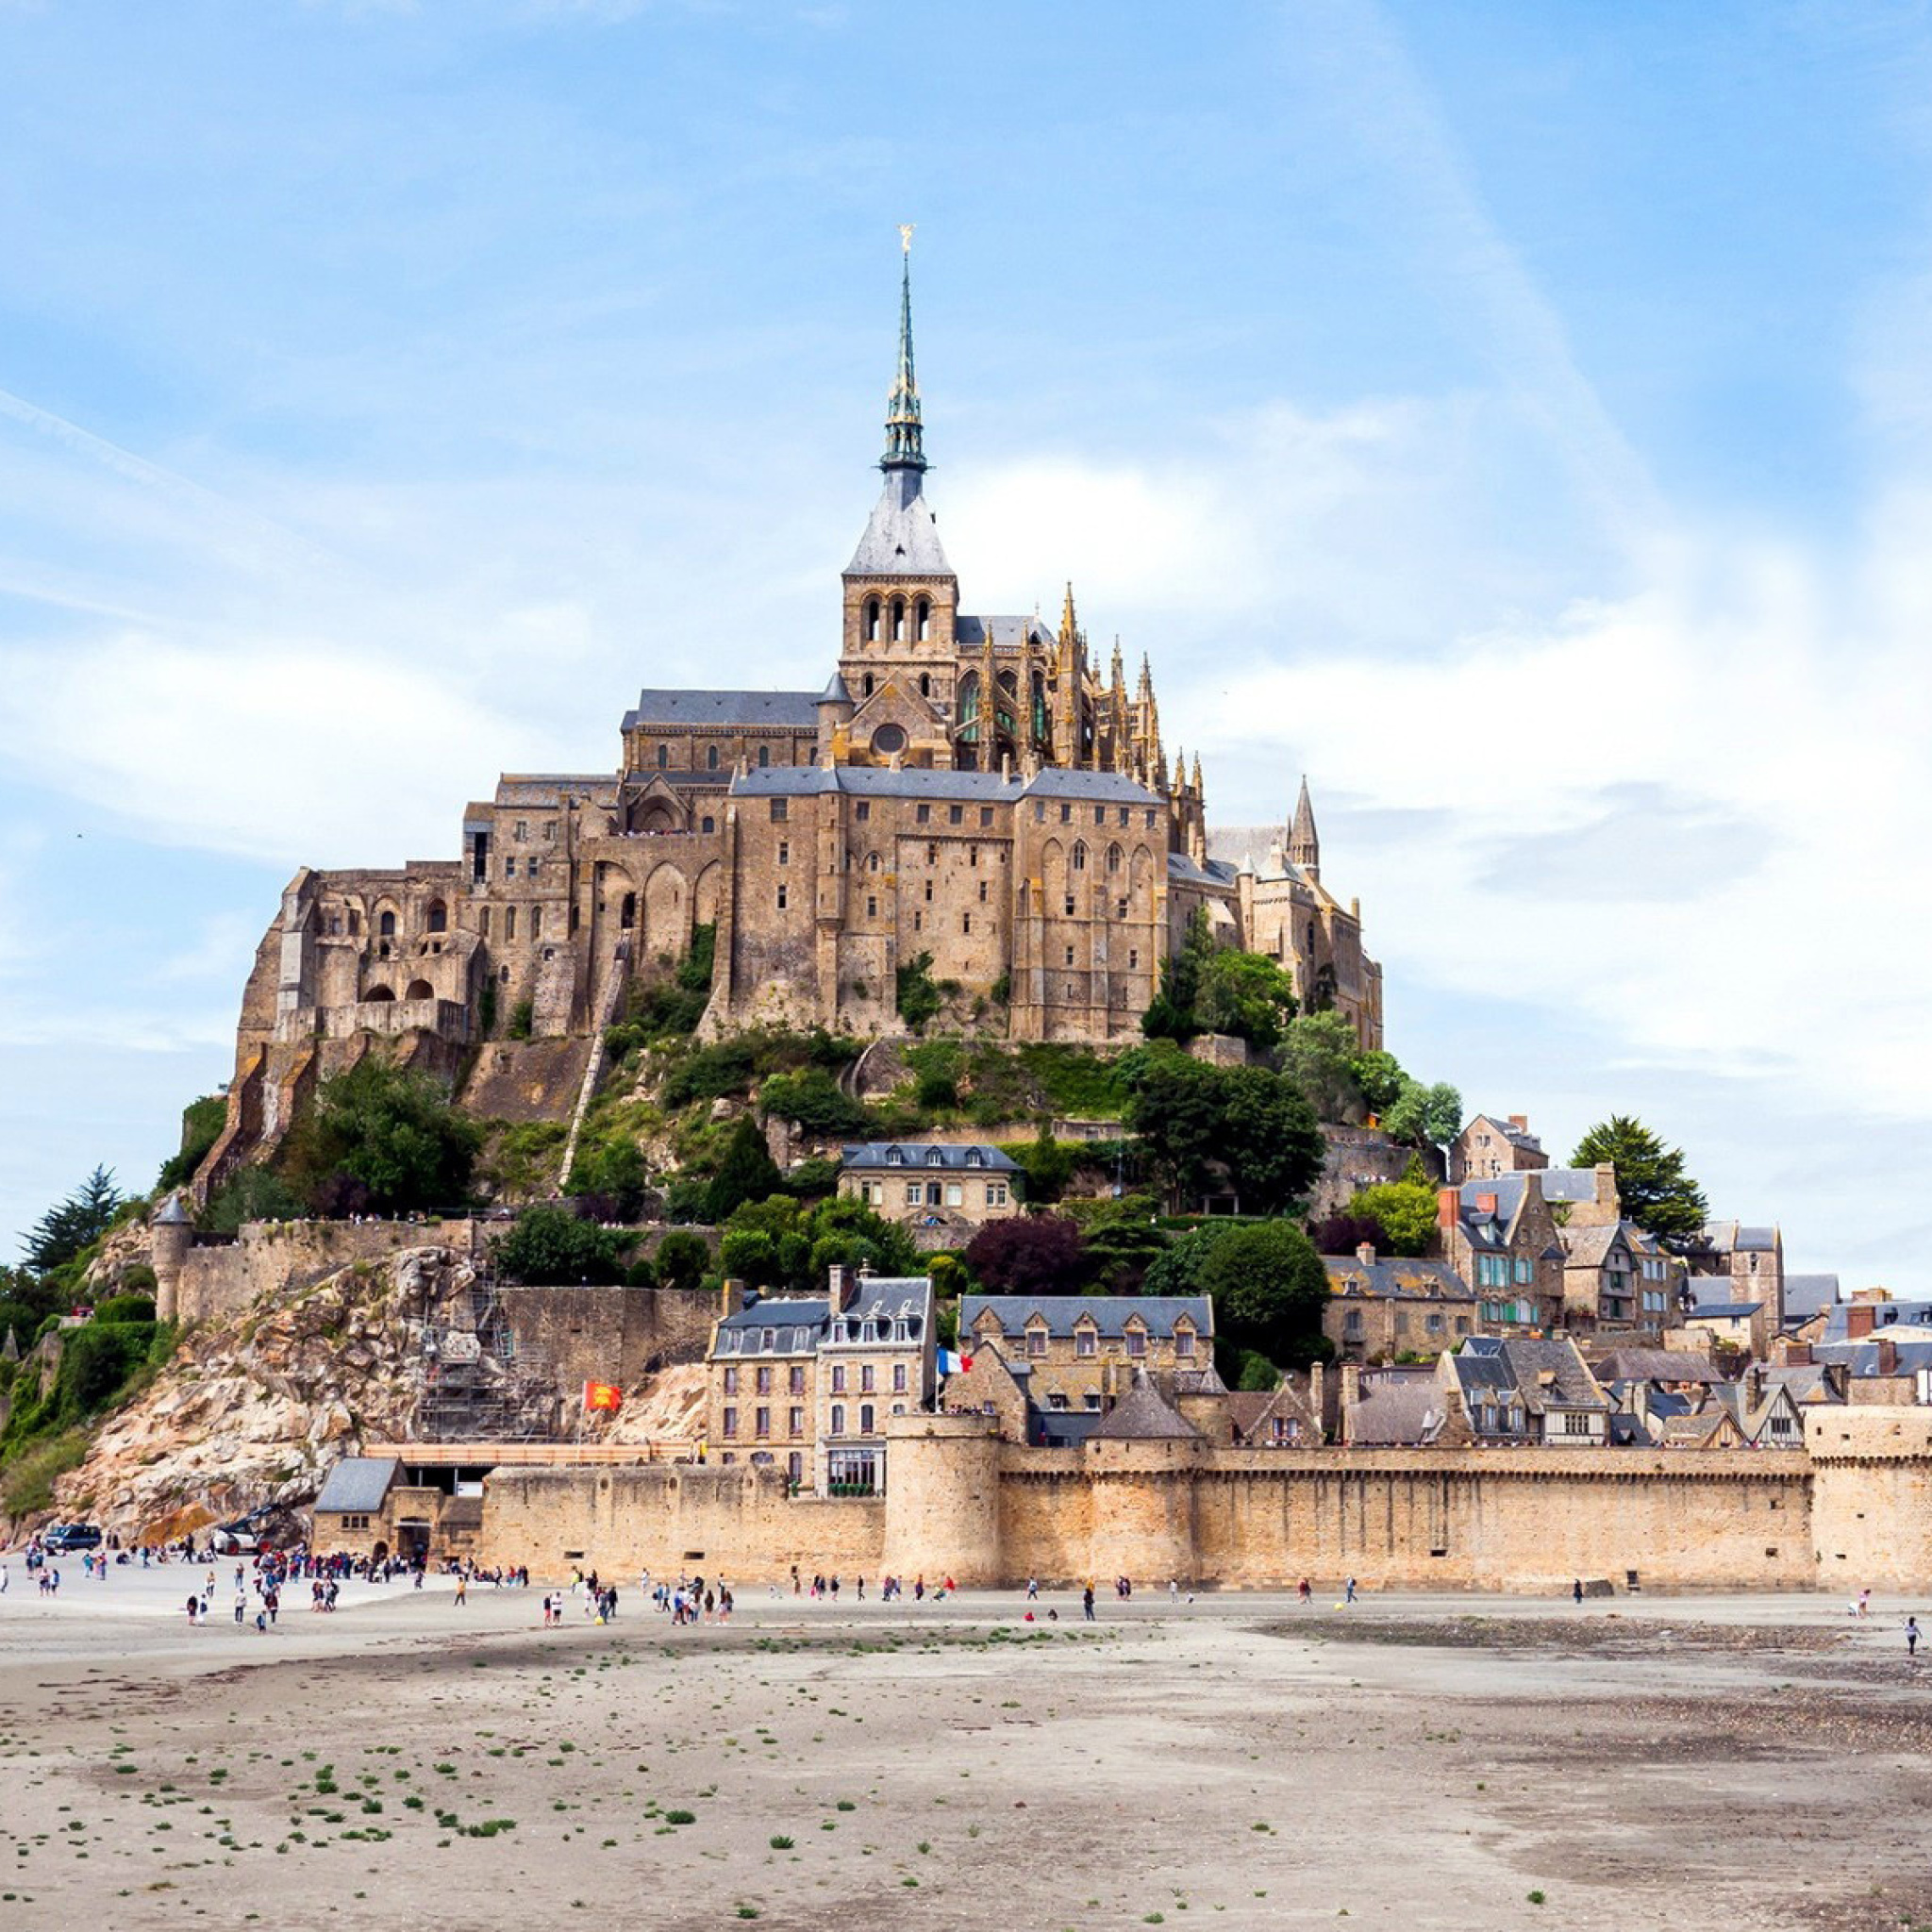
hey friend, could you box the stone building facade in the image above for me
[196,244,1381,1197]
[838,1141,1020,1232]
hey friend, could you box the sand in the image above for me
[0,1566,1928,1930]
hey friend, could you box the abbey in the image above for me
[199,244,1379,1191]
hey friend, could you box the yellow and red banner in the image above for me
[583,1381,622,1413]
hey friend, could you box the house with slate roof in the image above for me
[1557,1219,1682,1333]
[837,1141,1020,1238]
[1449,1113,1550,1185]
[1438,1176,1567,1333]
[1321,1246,1482,1362]
[1690,1220,1786,1328]
[1438,1336,1612,1446]
[706,1265,936,1493]
[194,240,1381,1195]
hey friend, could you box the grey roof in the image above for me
[844,472,954,577]
[1349,1382,1447,1447]
[728,764,1165,807]
[1322,1257,1473,1300]
[963,1294,1212,1341]
[837,1275,933,1327]
[1557,1224,1630,1268]
[841,1141,1019,1174]
[1493,1337,1608,1412]
[819,670,852,704]
[1167,852,1241,888]
[314,1457,399,1515]
[1822,1298,1932,1341]
[621,689,823,733]
[1090,1372,1199,1441]
[1783,1274,1840,1322]
[715,1296,831,1355]
[1685,1301,1763,1321]
[1536,1167,1606,1205]
[1591,1348,1724,1385]
[1702,1219,1779,1254]
[492,774,619,807]
[154,1191,192,1226]
[955,614,1055,649]
[1205,825,1315,885]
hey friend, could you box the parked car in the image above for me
[42,1523,102,1553]
[208,1524,259,1556]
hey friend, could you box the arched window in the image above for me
[1106,843,1123,874]
[864,597,880,641]
[364,984,394,1003]
[915,597,930,641]
[890,597,906,641]
[1072,842,1087,872]
[700,816,715,834]
[863,673,875,698]
[707,745,720,771]
[758,745,770,768]
[867,851,881,873]
[426,899,447,933]
[620,891,636,930]
[405,978,433,1001]
[377,908,396,939]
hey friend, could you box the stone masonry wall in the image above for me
[494,1285,716,1391]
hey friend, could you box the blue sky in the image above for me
[2,0,1927,1289]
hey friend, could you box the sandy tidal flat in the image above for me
[0,1574,1928,1930]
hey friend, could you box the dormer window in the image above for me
[1025,1325,1047,1358]
[965,1149,982,1168]
[1075,1325,1097,1359]
[926,1148,943,1167]
[887,1147,903,1165]
[1125,1325,1148,1358]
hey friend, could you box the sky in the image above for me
[0,0,1927,1289]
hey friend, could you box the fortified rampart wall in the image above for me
[475,1417,1848,1591]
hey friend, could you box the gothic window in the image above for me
[426,899,447,933]
[505,907,516,941]
[864,597,881,641]
[378,909,396,938]
[919,672,931,699]
[1107,843,1123,874]
[863,674,875,698]
[348,909,360,936]
[707,745,720,771]
[758,745,770,768]
[1072,842,1087,872]
[530,906,542,940]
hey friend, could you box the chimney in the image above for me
[1785,1342,1813,1367]
[1308,1359,1325,1437]
[828,1263,858,1312]
[1877,1336,1899,1377]
[1846,1304,1876,1340]
[1339,1361,1362,1443]
[1475,1192,1499,1216]
[1437,1187,1459,1232]
[722,1277,748,1318]
[1507,1114,1529,1131]
[1356,1241,1376,1269]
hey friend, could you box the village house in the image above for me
[1228,1369,1327,1447]
[1534,1162,1624,1229]
[1438,1177,1566,1332]
[706,1265,936,1493]
[837,1141,1020,1237]
[1556,1220,1681,1333]
[1680,1298,1771,1360]
[1438,1335,1612,1446]
[951,1293,1213,1446]
[1321,1246,1481,1362]
[1690,1220,1786,1326]
[1448,1113,1549,1184]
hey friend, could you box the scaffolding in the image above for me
[413,1268,563,1441]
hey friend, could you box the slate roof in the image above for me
[1349,1381,1447,1447]
[1557,1224,1629,1268]
[1090,1372,1200,1441]
[1205,825,1316,884]
[955,614,1055,648]
[1702,1220,1779,1255]
[1534,1167,1604,1205]
[1821,1299,1932,1341]
[154,1191,192,1226]
[622,689,824,733]
[1685,1302,1764,1322]
[714,1296,831,1355]
[845,472,954,577]
[833,1275,933,1329]
[1591,1348,1724,1386]
[1783,1274,1841,1323]
[1322,1257,1474,1300]
[962,1294,1212,1341]
[314,1457,400,1515]
[1494,1337,1608,1412]
[841,1141,1018,1174]
[492,774,620,807]
[1167,853,1242,888]
[727,765,1167,807]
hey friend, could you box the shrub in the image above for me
[1,1428,90,1518]
[963,1216,1089,1294]
[493,1208,632,1286]
[895,952,942,1033]
[157,1094,228,1191]
[707,1120,783,1224]
[654,1231,711,1291]
[283,1058,483,1217]
[94,1292,157,1325]
[507,999,535,1041]
[203,1165,306,1236]
[566,1137,648,1220]
[758,1069,871,1139]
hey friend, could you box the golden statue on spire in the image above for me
[899,223,914,254]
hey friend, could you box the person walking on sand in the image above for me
[1083,1582,1095,1623]
[1297,1577,1311,1607]
[1345,1576,1357,1605]
[1909,1616,1921,1660]
[1573,1578,1584,1605]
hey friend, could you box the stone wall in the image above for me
[495,1285,716,1391]
[1807,1407,1932,1588]
[475,1417,1823,1591]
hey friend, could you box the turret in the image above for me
[1289,775,1320,881]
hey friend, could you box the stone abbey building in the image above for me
[198,243,1380,1191]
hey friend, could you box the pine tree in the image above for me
[1572,1115,1708,1246]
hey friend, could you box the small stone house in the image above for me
[1439,1177,1566,1331]
[1321,1247,1481,1362]
[1448,1113,1548,1184]
[1439,1335,1610,1446]
[1557,1220,1681,1332]
[838,1141,1021,1234]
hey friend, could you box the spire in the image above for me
[1289,774,1320,879]
[1191,751,1203,796]
[881,225,925,475]
[1059,582,1078,644]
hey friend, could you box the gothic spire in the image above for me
[881,225,925,475]
[1289,774,1320,879]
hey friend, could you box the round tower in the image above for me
[882,1411,1003,1585]
[151,1191,193,1324]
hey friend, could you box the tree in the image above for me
[1572,1115,1708,1245]
[202,1164,305,1236]
[1196,949,1298,1051]
[1063,1194,1170,1292]
[895,951,943,1032]
[1278,1012,1365,1123]
[706,1118,783,1224]
[1347,1169,1440,1257]
[962,1216,1089,1294]
[1141,1223,1227,1301]
[289,1058,482,1215]
[1003,1125,1074,1206]
[493,1206,632,1285]
[157,1093,228,1191]
[1349,1051,1407,1118]
[23,1166,125,1273]
[1199,1220,1331,1371]
[1141,909,1212,1043]
[565,1137,649,1220]
[654,1230,711,1291]
[1382,1078,1463,1150]
[1124,1055,1324,1216]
